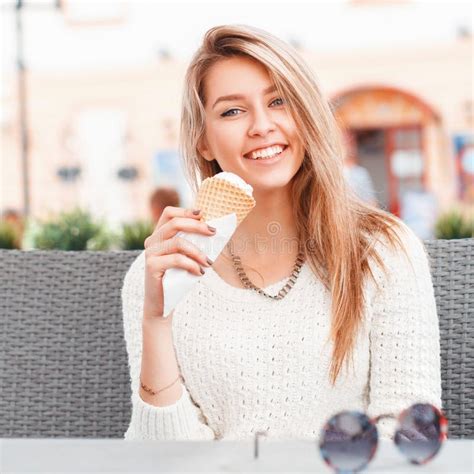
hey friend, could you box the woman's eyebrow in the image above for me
[212,85,277,109]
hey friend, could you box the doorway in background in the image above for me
[353,125,425,216]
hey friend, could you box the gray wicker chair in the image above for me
[0,239,472,439]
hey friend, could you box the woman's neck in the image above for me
[227,187,300,263]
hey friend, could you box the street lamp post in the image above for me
[13,0,60,220]
[15,0,30,219]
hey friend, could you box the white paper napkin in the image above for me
[161,212,238,318]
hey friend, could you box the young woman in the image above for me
[122,25,441,441]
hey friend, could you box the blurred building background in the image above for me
[1,0,472,237]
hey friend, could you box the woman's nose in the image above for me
[248,107,276,137]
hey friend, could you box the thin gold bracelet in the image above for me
[140,374,182,396]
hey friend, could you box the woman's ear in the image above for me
[197,136,213,162]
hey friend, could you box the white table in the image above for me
[0,439,472,473]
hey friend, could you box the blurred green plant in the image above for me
[0,220,21,249]
[32,208,117,251]
[435,210,474,239]
[87,223,121,251]
[119,220,154,250]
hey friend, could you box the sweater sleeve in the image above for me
[121,251,216,441]
[366,223,442,440]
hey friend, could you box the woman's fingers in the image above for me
[144,206,202,247]
[146,251,205,277]
[147,236,213,269]
[146,215,216,247]
[156,206,202,229]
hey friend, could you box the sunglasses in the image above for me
[253,403,447,473]
[319,403,448,473]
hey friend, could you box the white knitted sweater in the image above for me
[122,222,442,441]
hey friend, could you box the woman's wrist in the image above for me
[142,308,174,328]
[140,373,182,396]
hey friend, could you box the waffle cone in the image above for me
[194,176,256,225]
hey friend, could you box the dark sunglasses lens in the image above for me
[319,411,378,472]
[395,404,443,464]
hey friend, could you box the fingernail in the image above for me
[207,225,216,233]
[200,267,205,275]
[206,257,213,266]
[192,209,201,215]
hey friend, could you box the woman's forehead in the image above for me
[203,57,274,105]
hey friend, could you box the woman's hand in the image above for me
[142,206,216,322]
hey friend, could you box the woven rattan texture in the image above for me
[195,177,256,225]
[0,250,141,438]
[0,240,472,438]
[424,239,473,439]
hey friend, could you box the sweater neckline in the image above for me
[201,260,311,302]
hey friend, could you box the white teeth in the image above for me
[247,145,285,160]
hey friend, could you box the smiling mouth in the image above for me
[243,145,288,161]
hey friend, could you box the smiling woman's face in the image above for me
[199,56,305,192]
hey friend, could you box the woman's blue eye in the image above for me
[221,98,284,117]
[221,108,241,117]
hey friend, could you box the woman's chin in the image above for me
[244,176,294,194]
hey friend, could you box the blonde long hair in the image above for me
[180,24,404,384]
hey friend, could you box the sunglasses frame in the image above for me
[252,404,448,470]
[318,403,448,472]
